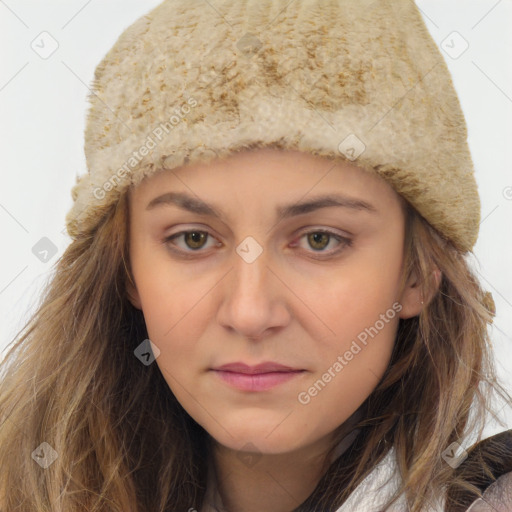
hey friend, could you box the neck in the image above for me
[202,409,363,512]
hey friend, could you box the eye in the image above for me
[291,229,352,257]
[163,230,220,255]
[162,228,352,259]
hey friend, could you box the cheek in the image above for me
[314,287,399,386]
[319,255,402,340]
[137,279,208,354]
[130,238,206,340]
[306,250,402,395]
[299,284,399,432]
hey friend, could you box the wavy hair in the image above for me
[1,169,510,512]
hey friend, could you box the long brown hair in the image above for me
[1,174,510,511]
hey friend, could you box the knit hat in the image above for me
[65,0,480,253]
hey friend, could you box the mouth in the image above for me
[210,362,306,392]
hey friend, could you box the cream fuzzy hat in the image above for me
[65,0,480,253]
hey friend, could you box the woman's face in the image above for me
[127,148,422,455]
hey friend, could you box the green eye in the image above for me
[293,229,352,257]
[306,232,331,251]
[164,230,219,254]
[163,228,352,259]
[182,231,208,250]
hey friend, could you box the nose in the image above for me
[216,244,291,341]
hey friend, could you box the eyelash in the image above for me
[162,228,353,259]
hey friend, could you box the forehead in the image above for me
[128,148,405,219]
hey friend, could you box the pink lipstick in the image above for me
[211,362,305,391]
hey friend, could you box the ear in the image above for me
[397,268,441,319]
[126,279,142,310]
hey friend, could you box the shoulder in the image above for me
[335,429,512,512]
[466,470,512,511]
[449,429,512,512]
[333,448,405,512]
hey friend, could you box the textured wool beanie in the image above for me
[65,0,481,253]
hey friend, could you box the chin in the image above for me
[204,420,314,456]
[216,435,305,456]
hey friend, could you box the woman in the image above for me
[1,0,510,510]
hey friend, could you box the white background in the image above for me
[1,1,511,440]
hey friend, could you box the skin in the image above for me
[126,148,425,512]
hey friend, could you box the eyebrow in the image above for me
[145,191,378,220]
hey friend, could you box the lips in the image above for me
[213,362,303,374]
[211,362,306,392]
